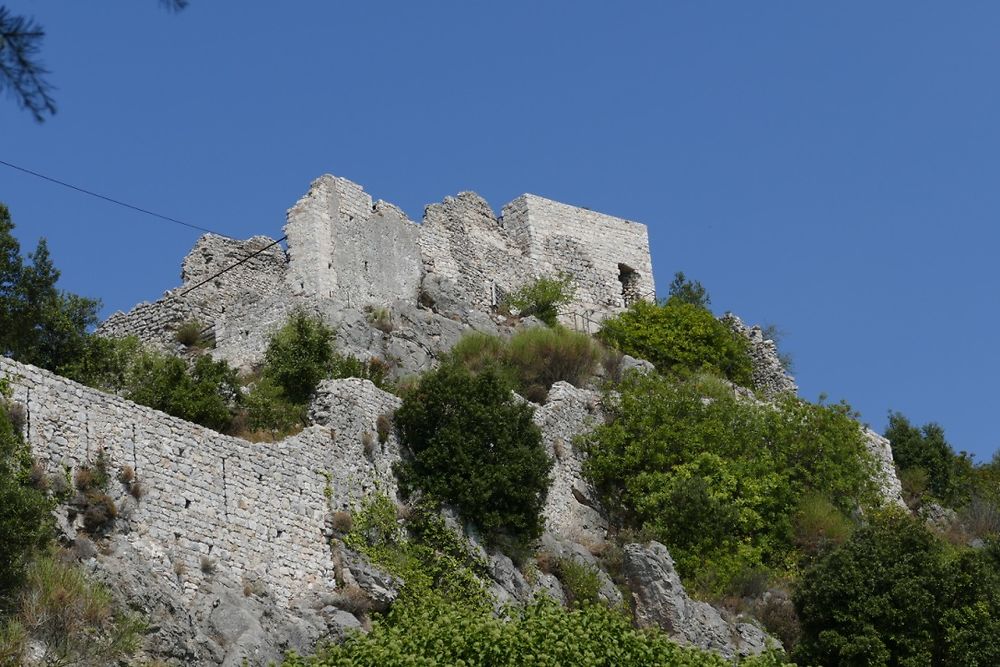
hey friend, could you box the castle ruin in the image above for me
[98,174,655,370]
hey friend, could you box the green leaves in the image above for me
[395,362,551,549]
[598,300,753,387]
[582,372,876,594]
[794,511,1000,666]
[0,205,100,371]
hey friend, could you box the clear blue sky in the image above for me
[3,2,998,460]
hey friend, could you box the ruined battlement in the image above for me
[98,174,655,364]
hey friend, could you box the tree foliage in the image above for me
[794,510,1000,666]
[598,299,753,387]
[395,362,552,548]
[0,204,100,371]
[125,352,240,432]
[0,397,52,604]
[1,2,188,122]
[582,372,877,592]
[283,594,791,667]
[885,411,963,504]
[667,271,710,309]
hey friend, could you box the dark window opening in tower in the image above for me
[618,263,640,306]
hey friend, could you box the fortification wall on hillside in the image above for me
[0,357,401,607]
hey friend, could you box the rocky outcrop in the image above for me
[623,541,775,660]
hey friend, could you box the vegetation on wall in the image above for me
[395,362,552,549]
[501,273,575,327]
[284,593,792,667]
[449,327,601,402]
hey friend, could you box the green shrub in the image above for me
[794,510,1000,666]
[449,328,600,401]
[598,299,754,386]
[792,493,853,557]
[582,372,876,593]
[174,320,204,347]
[125,352,240,432]
[507,326,601,396]
[57,335,142,393]
[885,412,964,505]
[0,402,52,603]
[330,354,392,391]
[395,363,552,548]
[502,273,575,327]
[260,311,335,405]
[283,594,793,667]
[243,376,306,435]
[553,558,602,607]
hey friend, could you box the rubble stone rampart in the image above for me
[1,356,400,608]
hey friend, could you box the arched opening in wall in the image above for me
[618,263,641,307]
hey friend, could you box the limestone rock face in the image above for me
[82,535,363,667]
[623,541,775,660]
[535,382,609,549]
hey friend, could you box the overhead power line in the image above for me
[0,157,222,235]
[173,236,287,300]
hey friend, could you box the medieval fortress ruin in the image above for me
[1,175,900,663]
[97,174,656,368]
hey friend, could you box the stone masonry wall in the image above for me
[98,234,287,350]
[502,194,655,328]
[418,192,527,312]
[99,174,656,370]
[284,175,422,308]
[0,357,401,608]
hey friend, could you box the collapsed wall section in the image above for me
[98,234,287,349]
[418,192,526,312]
[0,357,401,608]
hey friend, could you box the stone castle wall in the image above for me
[98,174,655,368]
[98,234,287,350]
[1,356,402,608]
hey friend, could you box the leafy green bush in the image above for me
[395,362,552,548]
[0,401,52,603]
[553,558,602,607]
[598,299,753,386]
[259,311,336,405]
[582,372,877,593]
[794,510,1000,666]
[344,494,492,614]
[57,335,142,393]
[885,412,964,505]
[283,593,792,667]
[125,351,240,432]
[502,273,575,327]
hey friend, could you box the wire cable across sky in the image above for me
[0,157,223,236]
